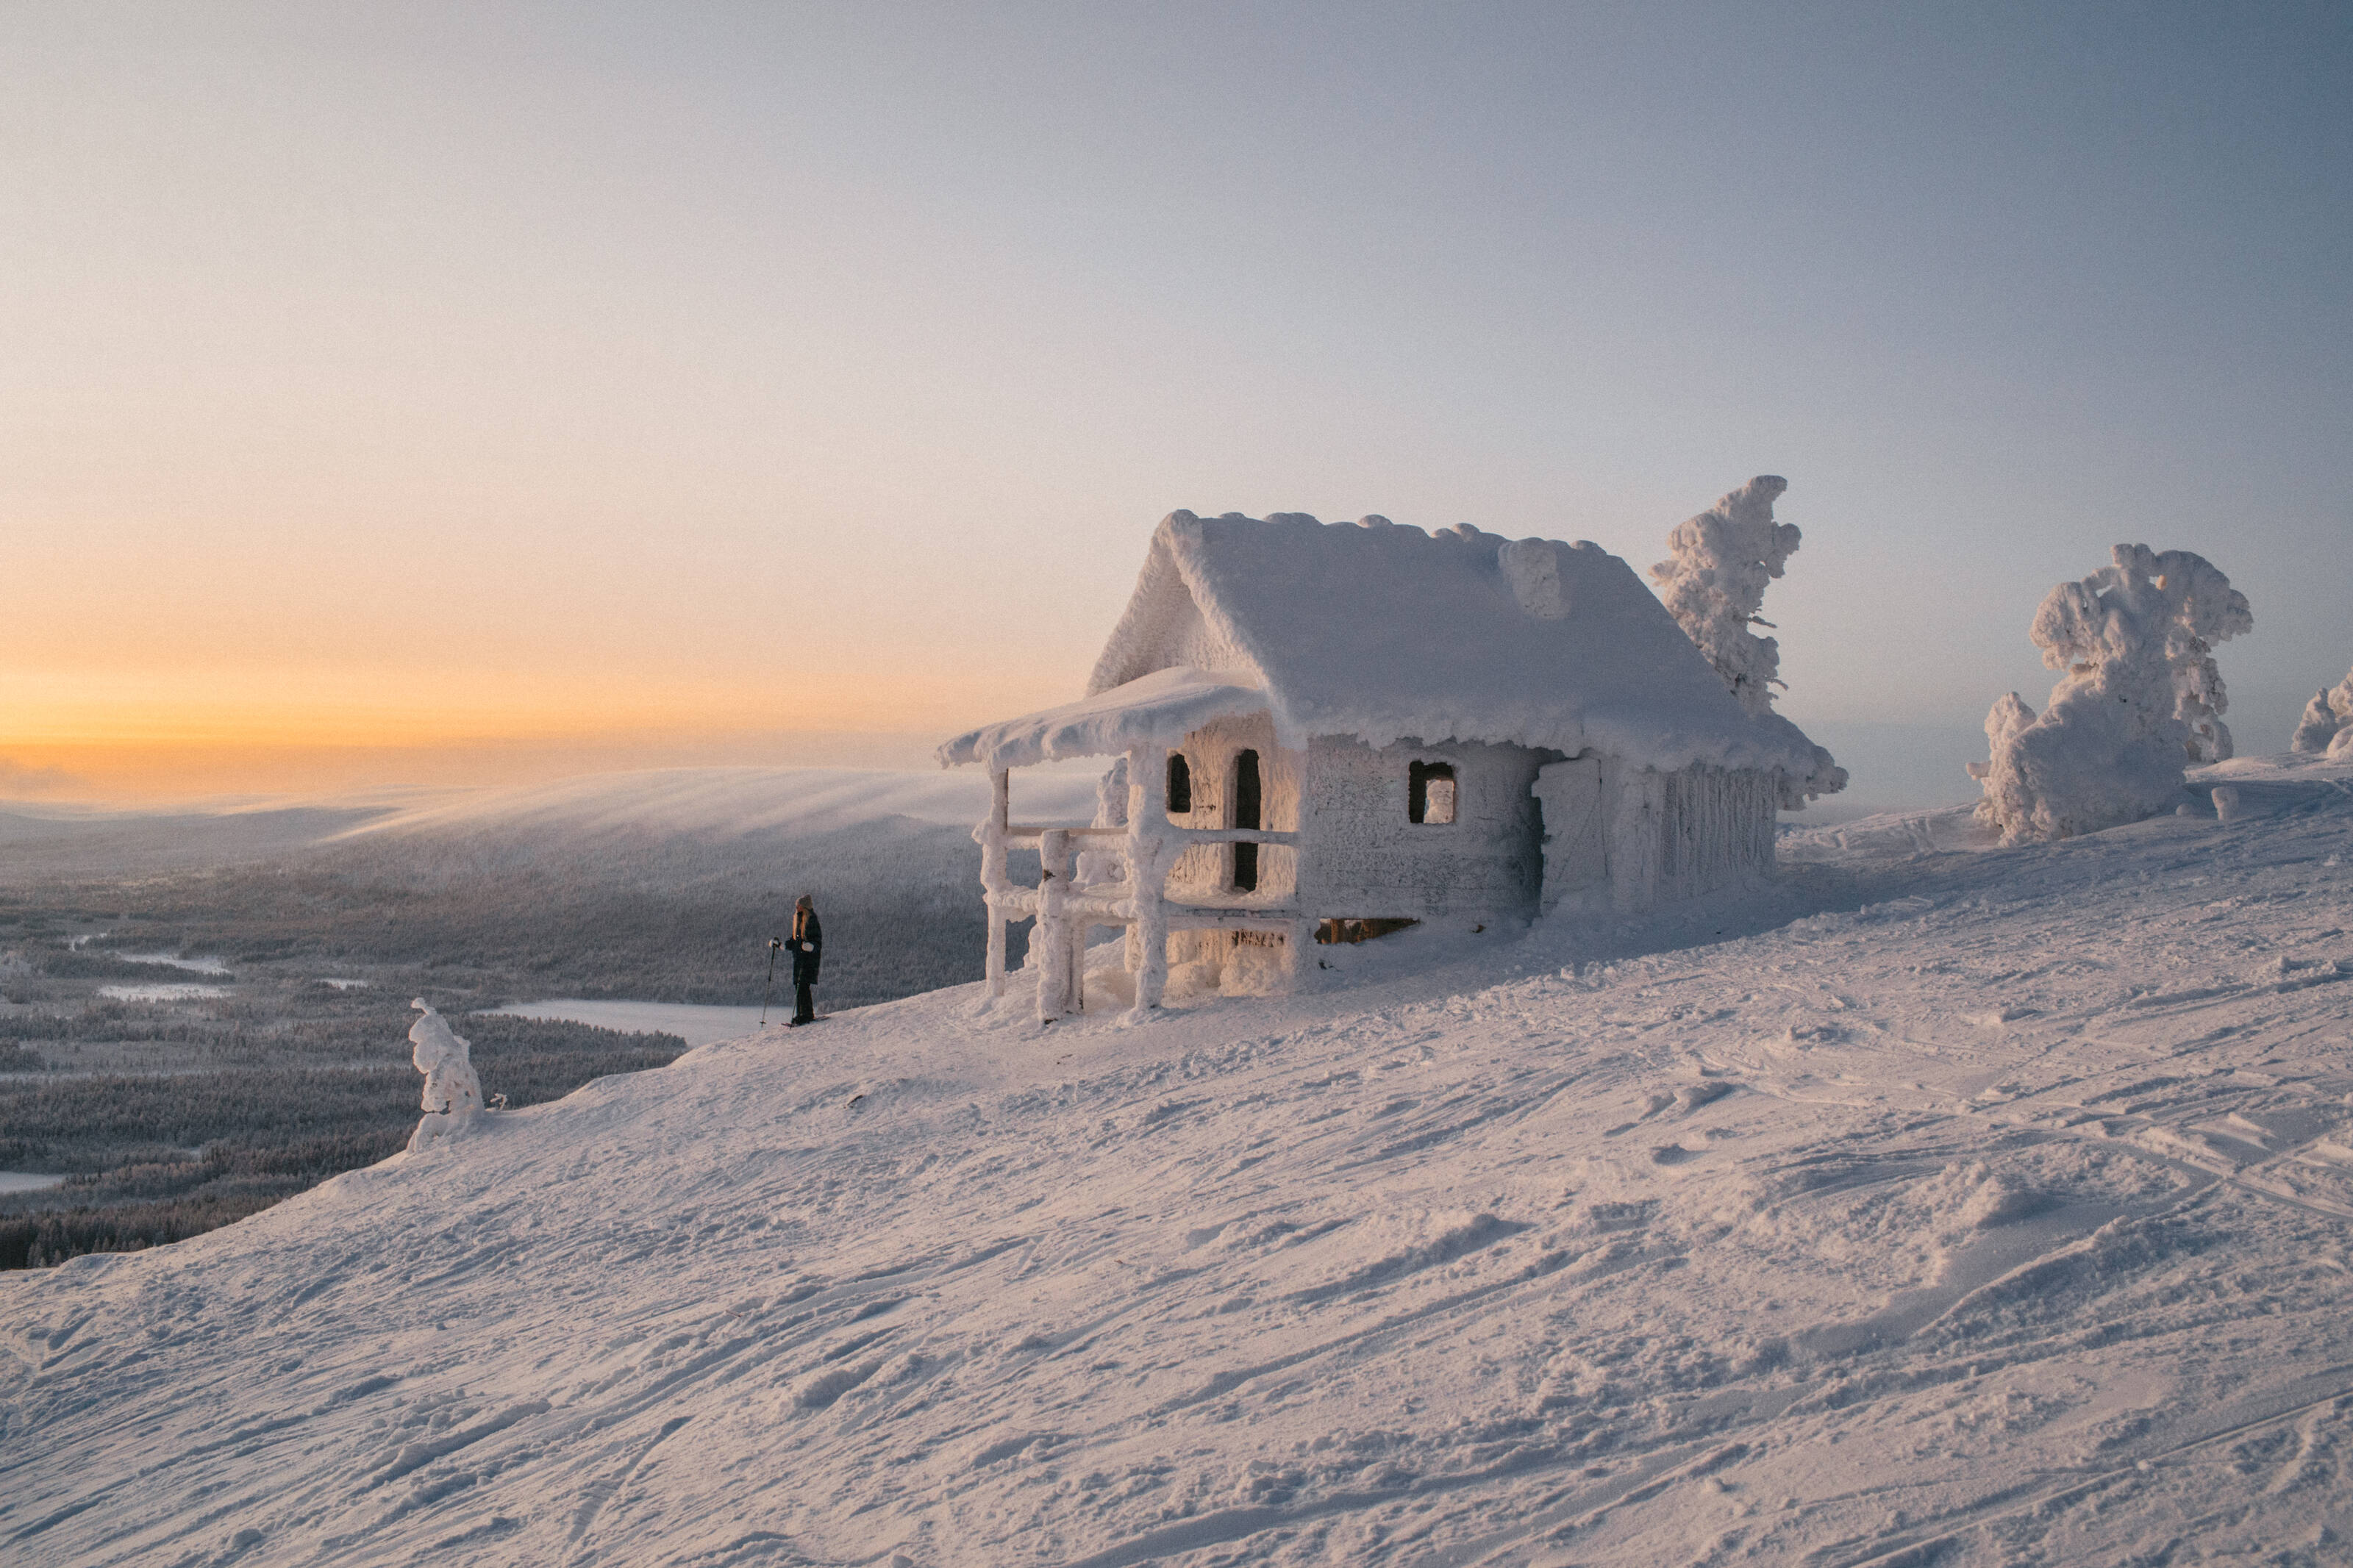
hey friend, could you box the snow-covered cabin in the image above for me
[938,509,1841,1020]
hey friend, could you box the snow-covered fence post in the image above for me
[979,768,1011,999]
[1036,828,1072,1023]
[1124,742,1171,1017]
[405,1000,483,1153]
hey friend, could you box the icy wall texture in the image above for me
[1296,735,1544,918]
[1972,545,2251,844]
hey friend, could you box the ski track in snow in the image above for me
[6,759,2353,1567]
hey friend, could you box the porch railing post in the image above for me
[980,767,1010,998]
[1124,742,1171,1017]
[1037,827,1072,1022]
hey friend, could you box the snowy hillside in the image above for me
[6,755,2352,1566]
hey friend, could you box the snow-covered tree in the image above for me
[1649,475,1803,717]
[406,999,484,1152]
[1970,545,2248,845]
[2290,666,2353,756]
[2124,545,2252,762]
[1651,476,1846,807]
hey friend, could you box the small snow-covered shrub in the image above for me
[2290,666,2353,756]
[1970,545,2250,845]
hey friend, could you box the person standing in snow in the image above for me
[788,895,823,1026]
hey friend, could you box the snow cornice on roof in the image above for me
[935,667,1269,773]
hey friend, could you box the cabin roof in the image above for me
[940,507,1837,781]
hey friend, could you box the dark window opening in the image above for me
[1165,752,1192,815]
[1232,748,1261,891]
[1315,917,1419,945]
[1408,760,1457,825]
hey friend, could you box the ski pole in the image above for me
[760,937,782,1025]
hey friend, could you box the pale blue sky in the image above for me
[5,2,2347,802]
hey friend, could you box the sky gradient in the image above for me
[7,2,2349,803]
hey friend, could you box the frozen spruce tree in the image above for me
[1652,475,1846,806]
[1650,475,1804,717]
[405,999,484,1153]
[2136,545,2254,763]
[2290,666,2353,756]
[1970,545,2249,845]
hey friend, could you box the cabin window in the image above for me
[1408,760,1457,825]
[1166,752,1192,815]
[1232,748,1262,891]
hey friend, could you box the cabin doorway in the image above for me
[1231,748,1262,891]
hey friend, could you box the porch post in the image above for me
[981,767,1010,998]
[1285,917,1319,988]
[1124,742,1171,1017]
[1037,828,1072,1022]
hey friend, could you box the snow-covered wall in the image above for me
[1657,763,1779,903]
[1296,736,1544,920]
[1163,715,1300,904]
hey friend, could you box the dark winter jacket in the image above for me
[790,910,823,984]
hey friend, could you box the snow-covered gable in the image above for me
[1064,509,1831,779]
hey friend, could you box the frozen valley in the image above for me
[4,753,2353,1567]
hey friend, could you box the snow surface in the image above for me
[1079,508,1838,787]
[93,983,230,1003]
[8,753,2353,1567]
